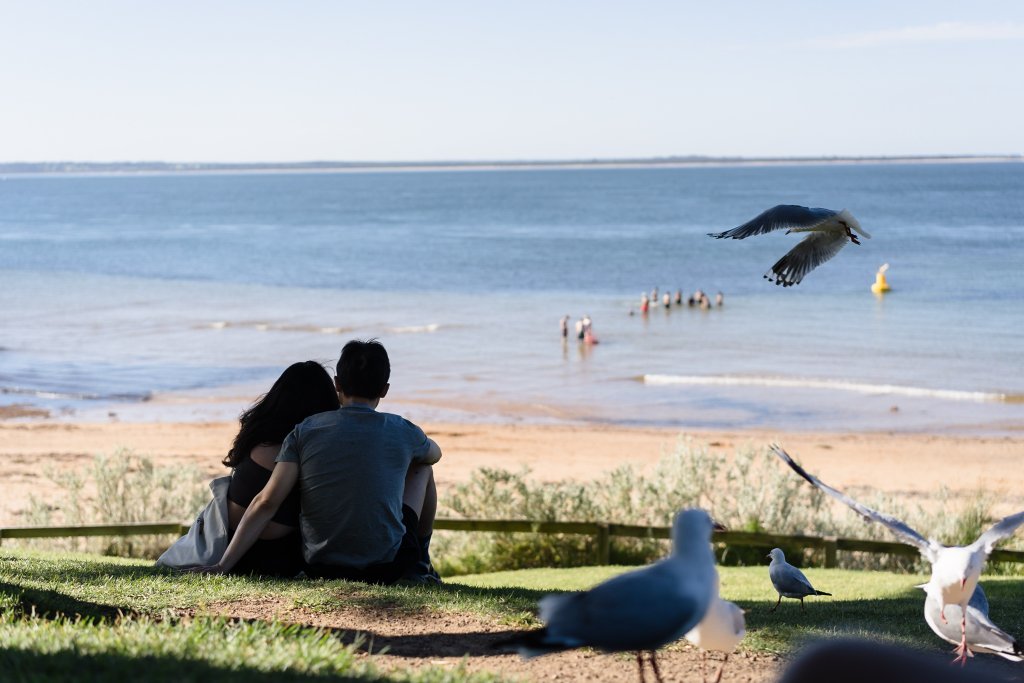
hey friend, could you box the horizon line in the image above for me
[1,153,1020,176]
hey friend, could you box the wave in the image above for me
[198,321,358,335]
[388,324,440,334]
[1,386,152,402]
[642,374,1019,403]
[198,321,441,335]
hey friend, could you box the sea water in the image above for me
[0,163,1021,434]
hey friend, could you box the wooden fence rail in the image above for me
[3,519,1024,568]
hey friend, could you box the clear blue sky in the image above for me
[2,1,1022,161]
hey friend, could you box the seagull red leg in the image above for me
[713,653,729,683]
[951,615,970,666]
[635,651,646,683]
[649,651,664,683]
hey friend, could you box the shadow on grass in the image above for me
[0,581,131,622]
[320,580,1024,669]
[734,580,1024,681]
[1,555,165,584]
[0,649,368,683]
[340,582,550,616]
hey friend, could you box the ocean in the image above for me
[1,162,1022,434]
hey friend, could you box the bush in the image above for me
[21,449,208,558]
[434,438,1015,576]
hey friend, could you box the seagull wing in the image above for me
[969,584,990,615]
[974,509,1024,554]
[764,230,849,287]
[770,561,817,596]
[543,562,705,652]
[962,597,1022,661]
[770,444,938,562]
[708,205,837,240]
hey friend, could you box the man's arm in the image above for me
[421,437,442,465]
[193,461,298,574]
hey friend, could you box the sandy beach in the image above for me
[2,419,1023,526]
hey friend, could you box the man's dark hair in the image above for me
[336,339,390,398]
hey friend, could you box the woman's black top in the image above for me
[227,455,300,527]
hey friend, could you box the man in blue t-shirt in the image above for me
[209,339,442,584]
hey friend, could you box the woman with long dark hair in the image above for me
[223,360,339,576]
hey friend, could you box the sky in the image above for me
[1,1,1023,162]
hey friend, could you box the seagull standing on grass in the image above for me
[498,508,722,683]
[771,444,1024,666]
[767,548,832,610]
[707,205,870,286]
[920,584,1022,662]
[684,573,746,683]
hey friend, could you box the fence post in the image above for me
[823,537,838,568]
[595,523,610,565]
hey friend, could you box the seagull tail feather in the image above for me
[814,590,832,596]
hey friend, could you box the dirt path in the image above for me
[210,596,782,682]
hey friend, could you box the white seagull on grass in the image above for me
[708,205,870,286]
[920,584,1022,663]
[499,508,722,683]
[684,574,746,683]
[767,548,831,610]
[771,444,1024,666]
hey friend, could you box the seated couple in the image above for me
[204,339,441,584]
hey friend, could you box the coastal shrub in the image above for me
[436,438,837,574]
[22,449,207,558]
[434,438,1016,576]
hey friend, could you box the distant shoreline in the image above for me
[1,154,1020,177]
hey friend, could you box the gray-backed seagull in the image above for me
[920,583,1022,662]
[771,444,1024,666]
[708,205,870,286]
[767,547,832,610]
[497,508,722,683]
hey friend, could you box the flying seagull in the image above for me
[498,508,722,683]
[770,444,1024,666]
[920,583,1022,662]
[767,547,832,610]
[707,205,870,286]
[684,574,746,683]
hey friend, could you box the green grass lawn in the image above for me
[3,549,1024,681]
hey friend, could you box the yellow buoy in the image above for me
[871,263,890,294]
